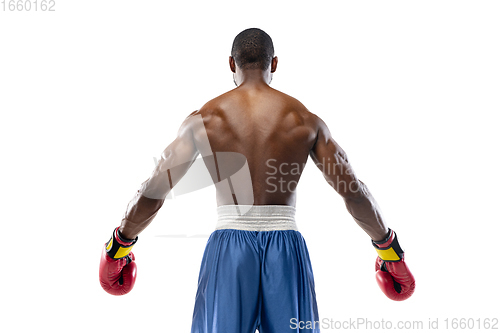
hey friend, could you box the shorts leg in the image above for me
[258,231,320,333]
[191,229,261,333]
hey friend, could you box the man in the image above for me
[99,28,415,333]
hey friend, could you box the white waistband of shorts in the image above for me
[216,205,297,231]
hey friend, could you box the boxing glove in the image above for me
[99,227,138,296]
[372,229,415,301]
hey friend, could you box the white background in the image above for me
[1,1,499,332]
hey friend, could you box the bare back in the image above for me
[118,33,390,242]
[121,83,388,241]
[193,86,319,207]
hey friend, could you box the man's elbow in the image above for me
[337,179,368,202]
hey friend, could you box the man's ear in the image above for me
[229,56,236,73]
[270,56,278,73]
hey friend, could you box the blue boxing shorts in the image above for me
[191,205,320,333]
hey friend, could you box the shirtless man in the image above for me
[99,28,415,333]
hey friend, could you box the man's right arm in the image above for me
[309,115,415,301]
[309,116,389,241]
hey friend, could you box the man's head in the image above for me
[230,28,275,71]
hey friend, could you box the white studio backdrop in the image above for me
[1,1,499,332]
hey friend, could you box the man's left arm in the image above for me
[99,111,200,295]
[119,112,200,239]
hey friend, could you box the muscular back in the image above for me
[122,81,380,239]
[193,86,319,207]
[119,45,388,240]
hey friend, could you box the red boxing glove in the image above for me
[99,227,138,296]
[372,229,415,301]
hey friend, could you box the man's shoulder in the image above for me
[183,90,228,120]
[196,91,233,117]
[271,88,320,119]
[275,90,322,130]
[195,87,321,125]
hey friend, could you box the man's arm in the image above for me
[118,112,200,239]
[309,116,389,241]
[99,112,200,296]
[309,115,415,301]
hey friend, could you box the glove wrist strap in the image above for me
[372,229,404,262]
[105,227,138,260]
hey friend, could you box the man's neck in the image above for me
[236,69,271,87]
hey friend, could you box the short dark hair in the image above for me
[231,28,274,70]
